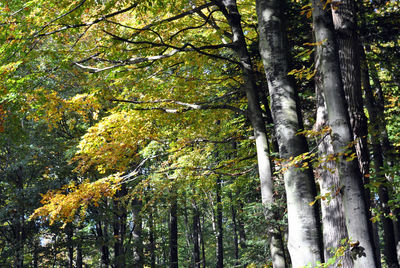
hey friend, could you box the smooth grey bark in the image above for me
[315,80,353,267]
[212,1,286,266]
[360,47,399,268]
[256,0,322,266]
[311,1,377,267]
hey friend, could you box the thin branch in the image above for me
[102,30,238,64]
[156,165,256,178]
[136,2,215,32]
[34,3,138,38]
[74,49,180,72]
[168,9,220,40]
[189,0,232,39]
[34,0,87,36]
[109,98,245,115]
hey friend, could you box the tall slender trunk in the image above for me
[97,221,110,268]
[183,196,193,261]
[365,47,394,162]
[149,208,156,268]
[237,201,247,252]
[213,1,287,266]
[192,202,201,268]
[256,0,322,266]
[113,188,127,268]
[132,198,143,267]
[14,169,24,268]
[76,242,83,268]
[169,189,178,268]
[311,1,377,267]
[230,194,240,264]
[33,239,39,268]
[66,224,74,268]
[113,211,123,268]
[315,80,353,267]
[360,47,399,268]
[216,178,223,268]
[200,207,206,268]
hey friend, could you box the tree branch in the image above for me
[109,98,245,115]
[34,0,87,36]
[34,3,138,38]
[74,49,180,73]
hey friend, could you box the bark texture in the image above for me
[213,0,287,266]
[332,0,369,181]
[256,0,323,266]
[312,1,377,267]
[315,80,353,268]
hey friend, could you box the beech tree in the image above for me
[311,0,377,266]
[256,0,322,266]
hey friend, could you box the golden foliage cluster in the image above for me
[30,174,122,226]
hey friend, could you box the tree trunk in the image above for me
[230,194,240,264]
[113,212,123,268]
[149,208,156,268]
[213,1,287,266]
[216,178,223,268]
[66,224,74,268]
[192,202,201,268]
[97,221,110,268]
[76,242,83,268]
[256,0,322,266]
[315,79,353,267]
[169,190,178,268]
[33,239,39,268]
[360,46,399,268]
[237,201,247,252]
[132,198,143,267]
[183,196,193,262]
[200,208,206,268]
[311,1,377,267]
[332,0,370,182]
[113,190,127,268]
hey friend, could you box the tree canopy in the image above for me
[0,0,399,267]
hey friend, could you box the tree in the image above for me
[256,0,323,266]
[311,0,377,266]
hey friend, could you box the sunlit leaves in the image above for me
[26,88,101,129]
[30,174,122,226]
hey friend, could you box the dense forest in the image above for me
[0,0,399,267]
